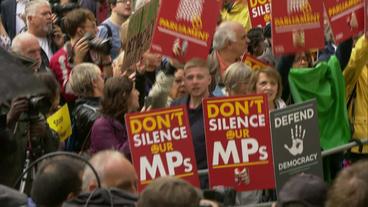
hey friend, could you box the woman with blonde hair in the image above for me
[248,67,286,110]
[67,63,104,152]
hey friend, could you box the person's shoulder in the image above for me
[50,47,67,62]
[97,23,109,37]
[171,96,188,107]
[75,98,100,116]
[79,0,96,7]
[93,116,109,125]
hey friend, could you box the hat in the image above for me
[277,173,327,207]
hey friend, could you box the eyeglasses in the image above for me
[116,0,131,3]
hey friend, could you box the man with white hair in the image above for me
[24,0,59,66]
[208,21,247,95]
[11,32,43,72]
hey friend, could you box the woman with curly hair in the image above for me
[89,76,140,158]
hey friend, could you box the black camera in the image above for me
[84,32,112,55]
[52,2,79,18]
[28,95,52,118]
[51,2,79,35]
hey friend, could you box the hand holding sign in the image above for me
[284,125,306,156]
[348,12,358,30]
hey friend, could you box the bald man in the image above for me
[82,150,138,194]
[11,32,43,72]
[62,150,138,207]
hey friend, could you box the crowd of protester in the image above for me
[0,0,367,206]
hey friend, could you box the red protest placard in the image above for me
[150,0,220,62]
[242,54,271,70]
[247,0,271,27]
[271,0,324,55]
[324,0,364,44]
[125,106,200,191]
[203,95,275,191]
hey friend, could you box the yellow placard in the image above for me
[242,54,270,70]
[47,104,72,141]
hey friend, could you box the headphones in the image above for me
[14,151,101,189]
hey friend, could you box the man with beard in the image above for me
[24,0,61,67]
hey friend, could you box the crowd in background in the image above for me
[0,0,367,206]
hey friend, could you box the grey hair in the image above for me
[147,71,174,109]
[69,63,101,97]
[82,150,125,191]
[223,62,252,93]
[25,0,50,25]
[11,33,38,54]
[25,0,50,17]
[212,21,238,50]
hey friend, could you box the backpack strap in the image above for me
[100,23,112,39]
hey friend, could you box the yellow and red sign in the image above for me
[324,0,364,44]
[242,54,270,70]
[203,95,275,191]
[125,106,199,191]
[247,0,271,27]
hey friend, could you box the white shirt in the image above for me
[16,0,28,34]
[37,37,53,60]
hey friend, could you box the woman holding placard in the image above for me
[248,67,286,111]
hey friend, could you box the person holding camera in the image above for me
[0,94,59,192]
[0,75,60,193]
[49,8,113,104]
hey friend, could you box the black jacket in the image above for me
[67,97,100,152]
[171,95,207,170]
[0,184,28,206]
[62,188,137,207]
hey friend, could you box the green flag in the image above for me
[288,56,350,150]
